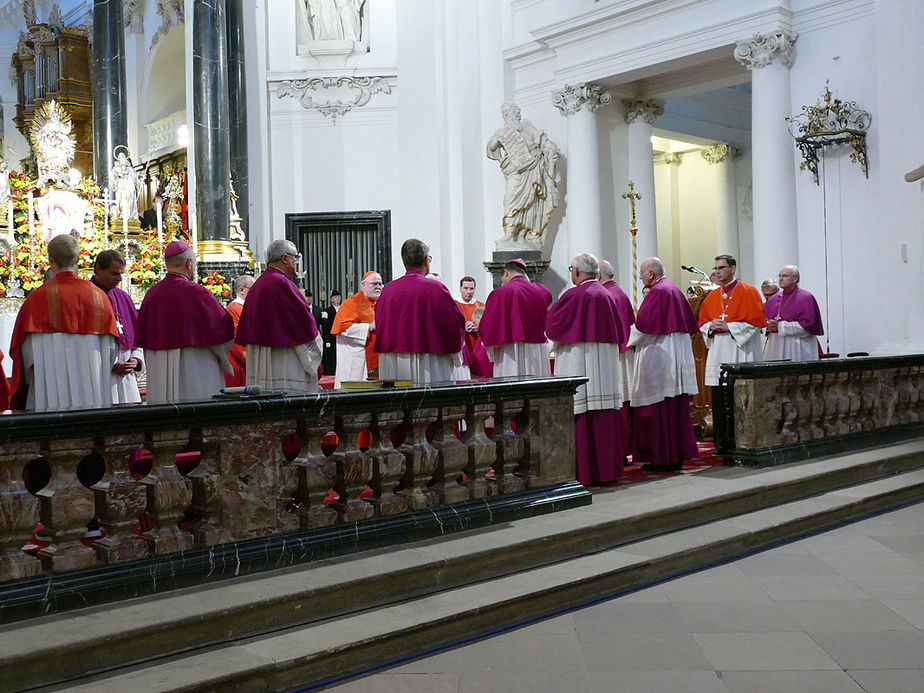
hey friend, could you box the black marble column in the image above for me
[193,0,237,274]
[226,0,249,242]
[91,0,128,196]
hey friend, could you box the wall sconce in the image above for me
[787,82,871,185]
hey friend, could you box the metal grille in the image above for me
[285,211,391,303]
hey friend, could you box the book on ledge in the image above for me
[339,380,413,390]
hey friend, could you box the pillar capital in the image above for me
[553,83,612,116]
[654,152,683,166]
[734,30,798,70]
[700,143,740,165]
[622,99,664,125]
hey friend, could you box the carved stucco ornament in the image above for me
[277,76,391,123]
[552,83,612,116]
[124,0,145,35]
[734,30,798,70]
[151,0,183,49]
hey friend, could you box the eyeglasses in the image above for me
[713,265,731,271]
[284,253,302,262]
[778,273,794,278]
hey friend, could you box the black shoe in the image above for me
[641,462,683,473]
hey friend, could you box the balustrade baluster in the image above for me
[398,407,439,509]
[92,435,149,563]
[492,399,526,494]
[334,414,374,521]
[298,416,339,527]
[0,444,42,581]
[461,402,496,498]
[141,430,194,554]
[36,440,97,572]
[516,399,541,488]
[368,410,409,516]
[430,405,469,505]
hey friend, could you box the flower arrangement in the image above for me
[199,270,231,300]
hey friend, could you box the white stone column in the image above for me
[553,83,611,261]
[735,30,799,283]
[701,143,741,260]
[624,99,663,297]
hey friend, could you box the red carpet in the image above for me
[601,441,723,487]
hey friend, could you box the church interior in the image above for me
[0,0,922,690]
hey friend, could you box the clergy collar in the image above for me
[458,297,478,304]
[232,296,245,305]
[720,278,739,291]
[90,276,112,293]
[578,277,598,285]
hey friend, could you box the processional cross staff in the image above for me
[621,180,642,310]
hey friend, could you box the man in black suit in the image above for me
[319,289,341,375]
[139,194,164,231]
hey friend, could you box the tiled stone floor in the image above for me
[320,500,924,692]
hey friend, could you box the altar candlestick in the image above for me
[27,192,34,268]
[156,201,163,248]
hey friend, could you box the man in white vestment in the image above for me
[331,271,382,388]
[135,241,235,404]
[235,239,323,394]
[763,265,824,362]
[10,234,119,411]
[697,254,767,386]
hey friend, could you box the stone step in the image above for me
[5,440,924,691]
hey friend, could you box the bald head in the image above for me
[598,259,616,281]
[640,257,664,288]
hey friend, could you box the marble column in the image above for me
[194,0,240,274]
[553,83,611,261]
[701,143,741,260]
[735,30,799,283]
[91,0,128,196]
[623,99,663,297]
[226,0,250,244]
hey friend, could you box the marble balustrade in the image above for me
[0,377,582,585]
[714,355,924,466]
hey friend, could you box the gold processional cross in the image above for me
[621,181,641,310]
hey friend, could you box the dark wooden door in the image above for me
[285,210,392,302]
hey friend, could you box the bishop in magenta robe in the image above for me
[92,249,143,404]
[235,240,323,394]
[763,265,824,362]
[628,258,700,472]
[547,253,627,485]
[374,238,465,384]
[135,241,234,403]
[479,258,552,377]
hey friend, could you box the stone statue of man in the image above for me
[306,0,365,41]
[486,103,561,250]
[111,151,140,221]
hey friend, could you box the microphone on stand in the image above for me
[682,265,711,280]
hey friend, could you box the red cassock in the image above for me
[225,300,246,387]
[456,300,485,357]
